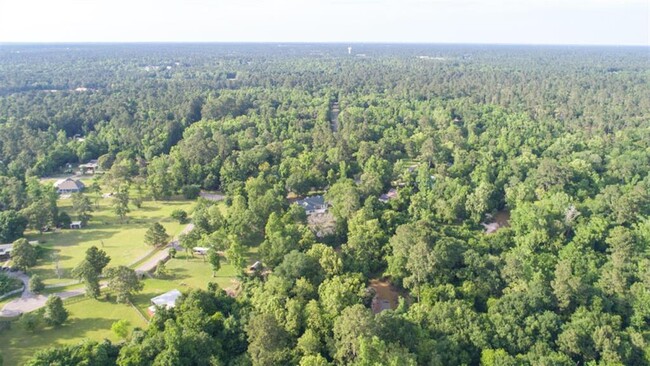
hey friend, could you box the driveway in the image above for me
[0,223,196,317]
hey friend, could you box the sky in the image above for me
[0,0,648,45]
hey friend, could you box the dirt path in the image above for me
[199,191,226,201]
[330,101,340,132]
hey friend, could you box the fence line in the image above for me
[0,286,24,301]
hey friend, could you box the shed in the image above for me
[249,261,262,271]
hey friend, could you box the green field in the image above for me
[28,195,195,286]
[0,297,148,366]
[0,183,257,365]
[132,248,258,315]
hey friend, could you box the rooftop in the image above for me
[295,195,326,212]
[151,289,182,308]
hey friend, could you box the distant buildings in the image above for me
[54,178,85,194]
[79,159,99,174]
[379,188,398,203]
[294,195,328,215]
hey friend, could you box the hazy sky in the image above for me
[0,0,648,45]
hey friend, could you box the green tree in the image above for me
[246,313,292,366]
[111,319,130,339]
[105,266,143,303]
[21,199,54,234]
[325,179,360,221]
[353,336,418,366]
[43,295,69,326]
[11,238,37,271]
[85,246,111,274]
[72,192,93,226]
[207,249,221,277]
[154,260,169,278]
[318,274,368,318]
[144,222,170,247]
[72,260,101,298]
[72,246,110,298]
[146,156,174,200]
[342,212,387,276]
[332,304,377,364]
[0,210,27,243]
[112,186,130,223]
[226,236,247,272]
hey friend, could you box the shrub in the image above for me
[18,312,41,333]
[170,209,188,224]
[0,272,22,295]
[29,274,45,294]
[181,185,201,200]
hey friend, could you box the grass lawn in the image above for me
[28,197,196,286]
[0,297,147,366]
[132,247,258,315]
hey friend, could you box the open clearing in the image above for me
[28,196,195,286]
[0,297,148,366]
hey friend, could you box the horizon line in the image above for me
[1,40,648,47]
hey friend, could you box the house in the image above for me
[54,178,85,194]
[148,289,182,316]
[79,159,99,174]
[295,195,328,215]
[70,221,82,229]
[379,188,398,203]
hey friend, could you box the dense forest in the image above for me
[1,43,650,365]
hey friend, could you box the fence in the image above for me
[0,286,24,301]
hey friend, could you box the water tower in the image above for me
[347,46,352,55]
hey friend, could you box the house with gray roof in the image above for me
[295,195,328,215]
[54,178,85,194]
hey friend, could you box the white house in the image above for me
[148,289,182,316]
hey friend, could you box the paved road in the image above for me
[0,287,85,317]
[136,223,194,274]
[0,271,86,317]
[0,223,195,317]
